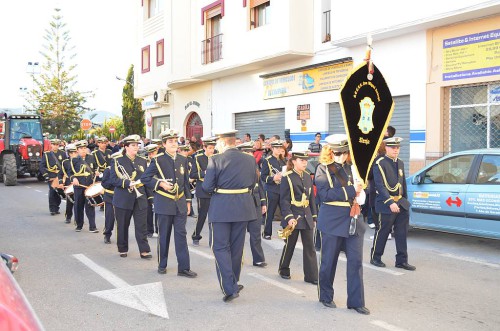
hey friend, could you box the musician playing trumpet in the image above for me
[278,152,318,285]
[69,140,99,233]
[109,135,152,259]
[260,140,287,240]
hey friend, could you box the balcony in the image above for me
[201,34,223,65]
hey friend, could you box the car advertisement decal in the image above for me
[411,192,443,210]
[466,193,500,217]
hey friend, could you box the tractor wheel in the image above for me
[3,154,17,186]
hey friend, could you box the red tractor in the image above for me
[0,113,45,186]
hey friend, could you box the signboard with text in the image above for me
[263,61,353,99]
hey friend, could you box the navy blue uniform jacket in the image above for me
[109,154,148,211]
[69,155,97,187]
[373,156,409,214]
[141,152,192,215]
[202,148,258,223]
[40,150,66,180]
[315,162,357,238]
[280,170,317,230]
[260,155,286,194]
[189,152,211,199]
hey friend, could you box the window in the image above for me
[250,0,270,29]
[201,1,224,64]
[423,155,475,184]
[141,46,150,73]
[147,0,164,18]
[156,39,164,66]
[476,155,500,185]
[321,0,331,42]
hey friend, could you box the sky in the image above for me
[0,0,137,116]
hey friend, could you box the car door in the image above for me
[409,154,475,232]
[464,154,500,239]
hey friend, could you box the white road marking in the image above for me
[35,189,42,192]
[73,254,169,318]
[247,272,304,295]
[440,253,500,269]
[188,247,214,260]
[371,320,407,331]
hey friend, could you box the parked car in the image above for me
[0,253,44,330]
[406,148,500,239]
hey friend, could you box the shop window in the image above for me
[141,45,150,73]
[250,0,270,29]
[156,39,164,66]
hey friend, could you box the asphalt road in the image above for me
[1,178,499,331]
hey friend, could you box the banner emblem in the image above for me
[357,97,375,134]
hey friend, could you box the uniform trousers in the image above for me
[371,210,409,265]
[318,231,365,307]
[278,228,318,282]
[73,187,96,229]
[146,203,158,235]
[209,221,248,296]
[65,198,74,221]
[247,216,265,264]
[103,201,115,238]
[192,198,210,240]
[157,211,190,271]
[47,182,61,213]
[263,191,280,236]
[114,204,150,254]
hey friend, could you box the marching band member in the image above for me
[40,138,66,215]
[202,129,257,302]
[92,136,112,173]
[100,151,122,244]
[59,143,77,224]
[370,137,415,271]
[144,144,160,238]
[260,140,287,239]
[237,141,267,268]
[109,135,152,259]
[141,129,197,278]
[315,134,369,314]
[189,136,217,246]
[278,152,318,283]
[69,140,99,233]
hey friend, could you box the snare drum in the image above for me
[64,185,74,203]
[85,183,105,207]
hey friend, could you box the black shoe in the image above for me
[370,259,386,268]
[395,262,416,271]
[192,239,200,246]
[237,284,244,293]
[147,233,153,238]
[141,253,152,259]
[320,300,336,308]
[348,306,370,315]
[279,273,291,280]
[104,236,111,244]
[65,219,71,224]
[222,293,239,303]
[262,234,271,240]
[89,228,99,233]
[119,252,127,258]
[305,279,318,285]
[158,267,167,274]
[75,227,82,232]
[50,212,56,216]
[178,269,197,278]
[253,262,267,268]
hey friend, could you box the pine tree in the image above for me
[25,8,93,138]
[121,65,145,136]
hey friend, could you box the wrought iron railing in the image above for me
[201,34,223,64]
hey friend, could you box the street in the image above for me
[1,178,499,331]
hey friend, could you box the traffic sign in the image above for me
[109,126,116,133]
[80,119,92,131]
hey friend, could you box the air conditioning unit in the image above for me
[160,89,170,104]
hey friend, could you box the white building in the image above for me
[135,0,500,173]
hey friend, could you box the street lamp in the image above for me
[115,76,134,87]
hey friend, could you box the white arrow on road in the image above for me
[73,254,169,319]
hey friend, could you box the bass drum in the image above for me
[85,183,105,207]
[64,185,75,203]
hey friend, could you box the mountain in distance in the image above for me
[83,110,121,124]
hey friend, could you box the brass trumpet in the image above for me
[117,163,143,198]
[278,216,301,239]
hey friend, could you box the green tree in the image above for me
[121,65,145,136]
[25,8,93,138]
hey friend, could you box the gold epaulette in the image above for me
[265,155,272,160]
[375,157,385,165]
[138,155,147,160]
[154,153,164,159]
[282,170,293,177]
[115,155,124,159]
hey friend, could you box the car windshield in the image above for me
[9,119,43,144]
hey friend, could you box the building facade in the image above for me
[135,0,500,173]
